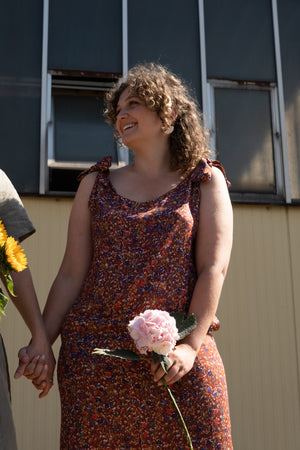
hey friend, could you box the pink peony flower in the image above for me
[128,309,179,356]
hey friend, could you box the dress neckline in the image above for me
[105,173,188,207]
[85,156,221,206]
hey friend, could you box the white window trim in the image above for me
[122,0,128,77]
[39,0,49,194]
[198,0,208,131]
[271,0,291,203]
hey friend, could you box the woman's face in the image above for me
[115,87,164,149]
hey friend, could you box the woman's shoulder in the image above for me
[74,157,112,203]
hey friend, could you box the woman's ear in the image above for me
[164,125,174,135]
[171,108,178,124]
[163,108,178,135]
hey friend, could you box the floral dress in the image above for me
[57,157,233,449]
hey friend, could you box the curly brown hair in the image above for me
[105,63,210,173]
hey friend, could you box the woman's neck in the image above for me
[130,144,172,177]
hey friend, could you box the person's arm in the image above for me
[152,166,233,385]
[42,172,96,346]
[5,269,56,397]
[1,266,56,397]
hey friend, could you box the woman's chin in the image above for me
[122,135,137,149]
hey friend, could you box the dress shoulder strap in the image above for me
[77,157,112,183]
[191,159,230,187]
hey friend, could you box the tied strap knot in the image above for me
[77,156,112,184]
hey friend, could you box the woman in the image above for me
[42,63,233,448]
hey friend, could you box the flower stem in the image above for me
[162,378,193,449]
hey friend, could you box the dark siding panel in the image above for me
[48,0,122,73]
[128,0,202,106]
[205,0,276,81]
[0,0,43,193]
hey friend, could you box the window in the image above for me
[45,71,127,193]
[206,79,284,202]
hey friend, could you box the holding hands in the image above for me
[14,337,56,398]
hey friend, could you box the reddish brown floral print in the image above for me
[58,157,232,449]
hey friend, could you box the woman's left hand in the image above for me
[151,343,197,386]
[14,338,56,398]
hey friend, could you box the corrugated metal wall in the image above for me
[1,198,300,450]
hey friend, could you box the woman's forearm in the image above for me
[9,268,48,340]
[183,265,227,354]
[42,271,85,344]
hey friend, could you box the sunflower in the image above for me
[0,220,8,245]
[4,236,28,272]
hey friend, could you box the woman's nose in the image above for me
[117,107,129,119]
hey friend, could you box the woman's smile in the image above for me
[122,122,137,134]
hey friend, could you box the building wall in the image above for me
[1,197,300,450]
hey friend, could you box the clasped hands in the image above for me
[14,338,56,398]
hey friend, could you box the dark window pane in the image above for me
[215,88,276,193]
[205,0,276,81]
[53,92,116,163]
[0,0,43,78]
[128,0,202,105]
[49,168,82,193]
[48,0,122,73]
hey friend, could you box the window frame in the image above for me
[41,71,128,195]
[206,79,285,203]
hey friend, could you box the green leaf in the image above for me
[92,348,141,361]
[152,352,170,374]
[159,355,170,374]
[152,351,160,364]
[0,289,8,317]
[170,312,185,330]
[5,274,15,297]
[174,313,197,341]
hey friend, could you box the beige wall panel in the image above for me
[1,197,73,450]
[287,208,300,389]
[1,199,300,450]
[216,205,300,450]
